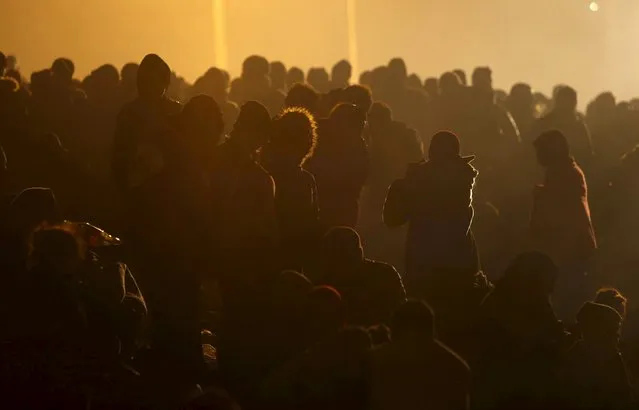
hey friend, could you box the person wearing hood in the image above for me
[530,130,597,319]
[384,131,480,293]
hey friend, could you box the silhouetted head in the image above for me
[306,286,344,340]
[423,77,439,98]
[368,102,393,129]
[9,188,60,236]
[137,54,171,100]
[272,270,313,320]
[331,60,352,88]
[230,100,271,152]
[182,94,225,147]
[269,107,317,166]
[407,74,422,90]
[286,67,305,90]
[508,83,533,109]
[554,86,578,114]
[342,84,373,114]
[51,58,74,85]
[307,68,330,93]
[391,299,435,342]
[472,66,493,94]
[500,251,558,298]
[428,131,472,163]
[121,62,139,86]
[285,83,319,114]
[439,72,462,97]
[577,302,622,348]
[387,58,407,86]
[242,55,269,79]
[269,61,287,91]
[594,288,627,319]
[453,69,467,86]
[322,227,364,268]
[30,228,81,276]
[534,130,571,167]
[329,103,366,139]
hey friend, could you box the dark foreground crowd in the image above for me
[1,50,639,409]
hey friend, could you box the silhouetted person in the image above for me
[119,62,139,104]
[475,251,564,409]
[453,69,467,86]
[269,61,287,92]
[177,94,225,172]
[305,103,369,229]
[209,101,278,303]
[112,53,181,195]
[368,300,471,410]
[286,66,305,90]
[507,83,535,143]
[530,130,596,319]
[532,86,593,169]
[330,60,352,90]
[235,55,284,115]
[561,302,633,410]
[423,77,439,99]
[261,107,321,272]
[285,83,320,115]
[307,67,331,94]
[467,67,520,173]
[320,227,406,327]
[384,131,479,293]
[342,84,374,116]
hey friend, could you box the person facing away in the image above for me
[507,83,536,143]
[112,53,182,197]
[320,227,406,327]
[560,302,634,410]
[384,131,479,289]
[532,86,593,170]
[261,107,321,272]
[305,103,369,230]
[530,130,596,319]
[209,101,278,295]
[368,299,471,410]
[330,59,352,90]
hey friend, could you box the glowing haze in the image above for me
[1,0,638,103]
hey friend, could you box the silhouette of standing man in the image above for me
[384,131,479,295]
[530,130,597,320]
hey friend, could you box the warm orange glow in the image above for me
[346,0,359,77]
[213,0,229,69]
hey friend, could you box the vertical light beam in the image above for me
[346,0,359,78]
[213,0,229,70]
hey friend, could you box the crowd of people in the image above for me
[1,49,639,409]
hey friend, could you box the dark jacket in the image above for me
[384,158,479,280]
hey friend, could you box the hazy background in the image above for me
[1,0,638,104]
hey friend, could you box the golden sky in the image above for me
[1,0,638,103]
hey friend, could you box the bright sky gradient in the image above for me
[1,0,638,103]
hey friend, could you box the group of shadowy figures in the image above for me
[1,49,639,409]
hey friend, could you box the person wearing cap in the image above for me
[530,129,596,320]
[384,131,479,294]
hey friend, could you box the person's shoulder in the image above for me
[364,259,400,277]
[434,340,470,375]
